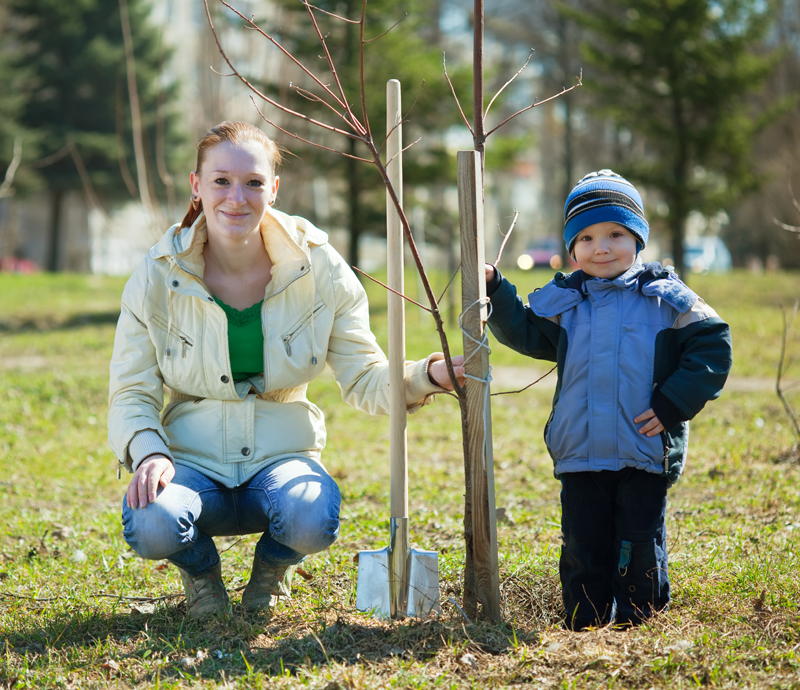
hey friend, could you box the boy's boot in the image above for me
[177,561,230,618]
[241,555,293,612]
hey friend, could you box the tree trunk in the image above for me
[47,187,64,272]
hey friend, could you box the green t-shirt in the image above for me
[213,296,264,381]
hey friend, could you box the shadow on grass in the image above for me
[0,312,121,333]
[0,599,540,683]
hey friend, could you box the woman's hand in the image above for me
[127,455,175,509]
[634,408,665,437]
[429,355,466,391]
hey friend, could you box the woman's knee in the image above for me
[121,491,195,560]
[271,471,341,555]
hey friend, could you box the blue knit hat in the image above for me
[564,170,649,253]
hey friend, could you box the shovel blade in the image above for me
[407,548,440,617]
[356,547,440,618]
[355,547,390,617]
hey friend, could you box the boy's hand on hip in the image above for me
[634,408,665,437]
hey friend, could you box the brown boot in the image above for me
[177,561,230,618]
[241,556,293,612]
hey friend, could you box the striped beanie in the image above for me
[564,170,649,253]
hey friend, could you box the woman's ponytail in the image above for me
[180,199,203,230]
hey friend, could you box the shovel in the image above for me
[355,79,440,619]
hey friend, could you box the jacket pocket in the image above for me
[281,303,325,358]
[149,313,196,389]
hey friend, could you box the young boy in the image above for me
[485,170,732,630]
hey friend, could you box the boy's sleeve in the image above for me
[486,271,560,361]
[650,299,733,430]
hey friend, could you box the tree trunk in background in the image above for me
[347,139,363,268]
[47,187,64,272]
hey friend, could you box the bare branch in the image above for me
[32,145,70,168]
[484,49,533,123]
[297,1,360,23]
[790,181,800,216]
[491,365,556,396]
[443,52,473,135]
[292,85,351,124]
[119,0,161,227]
[67,138,113,229]
[213,0,363,132]
[359,0,371,142]
[351,265,433,313]
[494,210,519,266]
[485,69,583,138]
[437,260,462,304]
[299,0,366,135]
[0,138,22,199]
[773,217,800,233]
[251,98,372,162]
[363,12,407,43]
[209,66,237,77]
[384,137,422,169]
[201,14,367,144]
[777,301,800,444]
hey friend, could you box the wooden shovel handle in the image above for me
[386,79,408,520]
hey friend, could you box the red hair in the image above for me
[180,121,282,229]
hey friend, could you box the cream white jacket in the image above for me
[108,209,444,487]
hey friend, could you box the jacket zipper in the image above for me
[282,303,324,357]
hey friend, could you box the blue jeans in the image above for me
[122,456,341,577]
[559,468,669,630]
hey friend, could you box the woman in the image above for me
[108,121,462,618]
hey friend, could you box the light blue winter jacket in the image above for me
[487,259,732,484]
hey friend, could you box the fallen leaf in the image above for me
[459,652,478,669]
[295,567,314,581]
[130,601,155,614]
[496,507,516,526]
[352,553,359,564]
[100,659,121,679]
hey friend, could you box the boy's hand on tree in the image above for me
[634,408,665,437]
[127,455,175,509]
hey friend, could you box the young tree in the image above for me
[259,0,466,267]
[567,0,781,275]
[9,0,183,270]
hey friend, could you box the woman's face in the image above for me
[190,139,279,243]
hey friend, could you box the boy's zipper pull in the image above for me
[283,334,292,357]
[663,444,670,474]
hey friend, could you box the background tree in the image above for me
[9,0,184,271]
[0,4,38,199]
[564,0,782,275]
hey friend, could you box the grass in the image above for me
[0,268,799,688]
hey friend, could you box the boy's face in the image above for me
[572,222,638,279]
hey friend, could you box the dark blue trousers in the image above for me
[559,468,669,630]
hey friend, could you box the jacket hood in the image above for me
[529,258,698,317]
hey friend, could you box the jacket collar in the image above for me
[149,208,329,290]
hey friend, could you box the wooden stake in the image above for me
[457,149,500,622]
